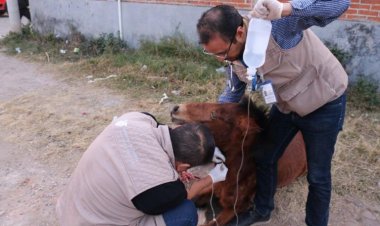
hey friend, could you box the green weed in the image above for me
[347,76,380,111]
[325,42,352,68]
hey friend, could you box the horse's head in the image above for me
[170,97,268,152]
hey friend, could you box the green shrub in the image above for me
[325,42,352,68]
[80,33,127,56]
[348,77,380,111]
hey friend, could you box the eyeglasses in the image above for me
[202,40,233,61]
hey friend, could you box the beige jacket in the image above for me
[233,19,347,116]
[56,112,178,226]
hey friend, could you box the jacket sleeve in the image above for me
[290,0,350,28]
[218,65,246,103]
[131,179,187,215]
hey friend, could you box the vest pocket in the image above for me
[277,65,317,100]
[277,65,336,116]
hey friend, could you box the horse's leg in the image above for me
[194,193,212,208]
[215,209,236,226]
[200,210,235,226]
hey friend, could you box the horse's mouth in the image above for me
[171,116,187,125]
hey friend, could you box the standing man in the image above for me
[197,1,349,225]
[56,112,228,226]
[18,0,30,21]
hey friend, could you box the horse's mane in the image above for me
[238,96,269,130]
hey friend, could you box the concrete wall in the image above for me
[30,0,380,83]
[312,20,380,83]
[30,0,119,39]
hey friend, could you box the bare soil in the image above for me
[0,53,379,226]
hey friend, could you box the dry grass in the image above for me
[333,109,380,202]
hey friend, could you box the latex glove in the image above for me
[212,147,226,163]
[180,171,195,183]
[251,0,284,20]
[208,163,228,183]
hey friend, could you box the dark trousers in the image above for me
[253,94,346,226]
[163,199,198,226]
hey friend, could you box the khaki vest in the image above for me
[56,112,177,226]
[232,19,347,116]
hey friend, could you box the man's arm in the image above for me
[132,180,187,215]
[289,0,350,27]
[187,175,214,200]
[188,163,228,199]
[254,0,350,28]
[218,65,246,103]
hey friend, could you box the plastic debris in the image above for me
[171,90,181,96]
[73,48,80,53]
[88,74,118,83]
[216,66,225,74]
[140,65,148,71]
[15,47,21,54]
[60,49,67,54]
[159,93,169,104]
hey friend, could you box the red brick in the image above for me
[350,3,371,9]
[346,14,368,20]
[371,5,380,11]
[358,9,379,16]
[339,14,348,19]
[360,0,380,4]
[345,8,358,14]
[367,16,380,22]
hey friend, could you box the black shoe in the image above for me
[225,208,271,226]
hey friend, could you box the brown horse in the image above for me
[171,98,307,226]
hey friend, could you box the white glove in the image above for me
[251,0,284,20]
[212,147,226,163]
[208,163,228,183]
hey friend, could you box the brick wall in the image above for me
[341,0,380,22]
[127,0,380,23]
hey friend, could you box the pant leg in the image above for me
[253,106,298,216]
[295,94,346,226]
[162,199,198,226]
[20,8,31,20]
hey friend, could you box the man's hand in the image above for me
[180,171,195,183]
[212,147,226,163]
[251,0,284,20]
[208,163,228,183]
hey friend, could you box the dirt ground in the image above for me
[0,52,379,226]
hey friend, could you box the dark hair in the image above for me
[170,123,215,167]
[197,5,243,44]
